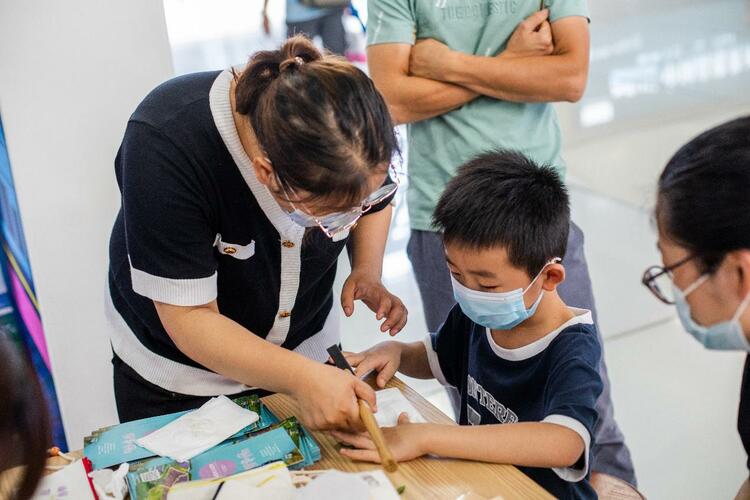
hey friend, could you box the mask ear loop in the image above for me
[521,258,563,313]
[681,274,710,298]
[732,290,750,322]
[522,257,563,294]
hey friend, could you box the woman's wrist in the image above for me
[349,263,382,282]
[281,353,320,397]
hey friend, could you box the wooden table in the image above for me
[263,377,553,500]
[52,378,552,499]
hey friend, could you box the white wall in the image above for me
[0,0,174,448]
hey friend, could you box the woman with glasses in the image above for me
[106,35,406,430]
[642,116,750,497]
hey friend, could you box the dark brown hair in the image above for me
[433,149,569,277]
[234,35,398,210]
[0,338,51,500]
[656,116,750,273]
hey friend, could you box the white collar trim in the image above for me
[485,308,593,362]
[208,69,304,241]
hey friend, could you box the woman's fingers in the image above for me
[340,278,357,317]
[376,294,392,321]
[353,378,377,412]
[387,303,408,336]
[381,296,405,332]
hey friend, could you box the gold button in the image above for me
[223,246,237,255]
[279,311,291,318]
[282,240,295,249]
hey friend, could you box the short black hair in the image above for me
[432,149,570,277]
[656,115,750,273]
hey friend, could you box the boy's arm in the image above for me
[367,44,478,125]
[420,421,584,468]
[336,420,585,469]
[411,16,590,103]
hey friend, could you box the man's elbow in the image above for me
[388,103,412,125]
[561,70,588,103]
[562,75,586,102]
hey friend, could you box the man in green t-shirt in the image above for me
[366,0,637,490]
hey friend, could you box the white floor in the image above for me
[161,1,750,497]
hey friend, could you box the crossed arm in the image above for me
[367,11,590,125]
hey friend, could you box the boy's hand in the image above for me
[501,9,554,59]
[333,413,428,463]
[344,341,403,388]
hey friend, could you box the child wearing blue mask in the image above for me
[333,150,603,499]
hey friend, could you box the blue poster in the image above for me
[0,113,67,450]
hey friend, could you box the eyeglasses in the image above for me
[282,165,401,239]
[641,254,695,305]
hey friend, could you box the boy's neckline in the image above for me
[489,291,575,350]
[486,307,593,362]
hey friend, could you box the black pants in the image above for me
[112,354,268,422]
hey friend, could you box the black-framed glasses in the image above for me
[641,254,695,305]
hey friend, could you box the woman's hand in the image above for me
[291,363,377,431]
[501,9,554,59]
[344,342,403,388]
[341,271,408,336]
[332,413,429,463]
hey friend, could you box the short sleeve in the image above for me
[542,329,602,482]
[422,305,467,388]
[546,0,590,23]
[367,0,416,47]
[118,121,218,306]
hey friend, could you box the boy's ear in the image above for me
[541,263,566,291]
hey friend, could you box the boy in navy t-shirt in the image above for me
[333,150,603,499]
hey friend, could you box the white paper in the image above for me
[88,462,128,500]
[167,461,293,500]
[218,480,295,500]
[137,395,259,462]
[295,470,400,500]
[32,459,96,500]
[373,388,426,427]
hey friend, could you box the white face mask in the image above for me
[673,275,750,351]
[136,396,259,462]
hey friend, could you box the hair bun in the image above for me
[235,35,322,115]
[279,56,306,72]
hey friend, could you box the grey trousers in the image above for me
[287,11,346,56]
[406,222,637,486]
